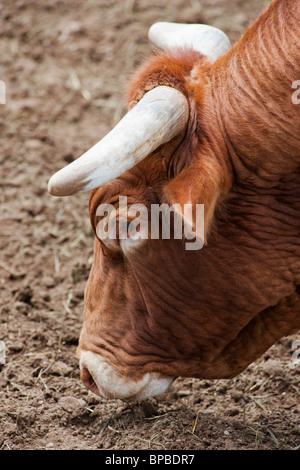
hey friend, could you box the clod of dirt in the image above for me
[126,400,159,421]
[8,341,23,353]
[49,361,73,376]
[41,276,56,288]
[261,359,283,377]
[58,396,87,414]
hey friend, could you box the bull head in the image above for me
[48,24,231,400]
[48,6,300,401]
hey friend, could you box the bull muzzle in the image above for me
[78,350,174,401]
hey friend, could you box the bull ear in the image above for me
[163,156,225,245]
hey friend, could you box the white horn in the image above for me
[48,86,189,197]
[148,22,231,62]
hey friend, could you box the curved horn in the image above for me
[148,22,231,61]
[48,86,189,197]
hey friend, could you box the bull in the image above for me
[48,0,300,400]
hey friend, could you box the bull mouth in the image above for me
[79,351,174,401]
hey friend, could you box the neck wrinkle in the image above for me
[209,0,300,185]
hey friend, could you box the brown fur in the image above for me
[77,0,300,382]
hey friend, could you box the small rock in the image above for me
[41,276,56,288]
[230,391,243,402]
[59,396,86,413]
[8,341,23,353]
[50,361,73,376]
[261,359,283,377]
[228,408,240,417]
[102,440,112,449]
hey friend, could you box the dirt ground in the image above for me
[0,0,299,451]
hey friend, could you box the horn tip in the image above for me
[48,170,88,197]
[48,173,69,197]
[48,177,60,197]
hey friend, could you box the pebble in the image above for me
[261,359,283,376]
[50,360,73,376]
[42,276,56,288]
[59,396,86,413]
[8,341,23,352]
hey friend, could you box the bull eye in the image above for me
[95,215,131,251]
[94,198,150,252]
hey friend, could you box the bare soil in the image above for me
[0,0,299,451]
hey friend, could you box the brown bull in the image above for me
[48,0,300,400]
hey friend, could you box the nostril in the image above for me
[80,367,100,396]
